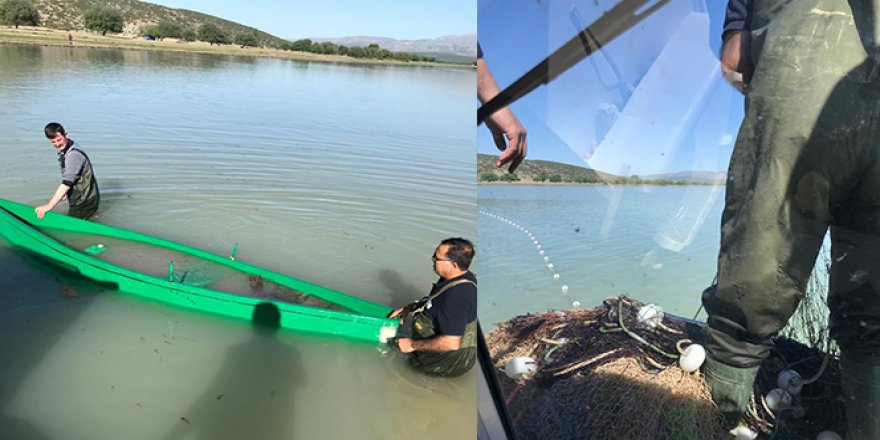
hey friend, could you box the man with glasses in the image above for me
[388,238,478,377]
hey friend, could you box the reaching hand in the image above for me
[395,337,415,353]
[35,205,50,219]
[485,107,527,172]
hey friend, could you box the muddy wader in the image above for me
[399,279,477,377]
[61,145,100,220]
[702,0,880,434]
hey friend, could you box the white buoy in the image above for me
[537,245,542,250]
[815,431,842,440]
[766,388,792,412]
[539,250,545,256]
[553,274,560,280]
[730,426,757,440]
[637,304,664,328]
[678,343,706,373]
[561,285,569,294]
[547,264,554,270]
[777,369,803,396]
[572,301,581,308]
[504,356,537,380]
[544,256,550,263]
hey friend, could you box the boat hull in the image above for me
[0,199,398,344]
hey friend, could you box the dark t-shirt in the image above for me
[423,271,477,337]
[724,0,751,35]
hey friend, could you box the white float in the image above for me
[730,426,757,440]
[777,369,803,396]
[504,356,538,380]
[637,304,664,328]
[677,343,706,373]
[765,388,793,412]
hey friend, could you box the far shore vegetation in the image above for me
[478,154,726,186]
[0,0,473,66]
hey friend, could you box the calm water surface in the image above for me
[476,185,726,328]
[0,45,475,439]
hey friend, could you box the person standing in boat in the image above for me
[35,122,100,220]
[702,1,880,438]
[388,237,478,377]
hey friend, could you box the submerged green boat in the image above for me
[0,198,398,344]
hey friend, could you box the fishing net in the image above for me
[486,296,845,440]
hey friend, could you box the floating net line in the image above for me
[486,296,845,440]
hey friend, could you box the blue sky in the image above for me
[144,0,476,40]
[478,0,745,175]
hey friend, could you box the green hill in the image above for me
[33,0,286,47]
[478,154,723,185]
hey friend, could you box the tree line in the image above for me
[479,171,711,186]
[278,40,436,62]
[0,0,438,62]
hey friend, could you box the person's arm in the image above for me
[35,183,71,218]
[720,0,753,92]
[478,45,527,173]
[396,335,462,353]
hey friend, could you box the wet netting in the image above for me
[486,296,845,440]
[37,227,350,311]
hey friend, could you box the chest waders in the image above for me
[402,279,477,377]
[702,1,880,435]
[61,147,100,220]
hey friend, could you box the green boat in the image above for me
[0,198,399,344]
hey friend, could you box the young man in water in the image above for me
[389,238,478,377]
[35,122,100,220]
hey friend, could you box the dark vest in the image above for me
[408,278,477,377]
[61,146,100,219]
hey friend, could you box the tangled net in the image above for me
[486,296,845,440]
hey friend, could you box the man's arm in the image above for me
[35,183,71,218]
[396,335,462,353]
[720,0,753,92]
[478,46,527,173]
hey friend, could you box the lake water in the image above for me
[476,184,726,328]
[476,184,836,339]
[0,45,475,439]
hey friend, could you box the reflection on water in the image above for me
[0,45,475,439]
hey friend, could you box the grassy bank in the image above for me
[0,26,462,67]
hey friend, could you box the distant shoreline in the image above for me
[478,181,724,186]
[0,26,470,68]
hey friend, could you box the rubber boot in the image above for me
[841,351,880,440]
[702,355,760,428]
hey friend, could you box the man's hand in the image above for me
[35,205,51,219]
[36,183,70,219]
[485,108,527,173]
[395,337,415,353]
[386,307,405,319]
[720,30,753,93]
[478,56,528,173]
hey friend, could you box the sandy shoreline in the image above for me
[0,26,468,68]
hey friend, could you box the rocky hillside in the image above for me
[478,154,724,185]
[32,0,285,47]
[315,33,476,62]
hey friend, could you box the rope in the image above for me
[616,300,678,359]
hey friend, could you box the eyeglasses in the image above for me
[432,255,452,263]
